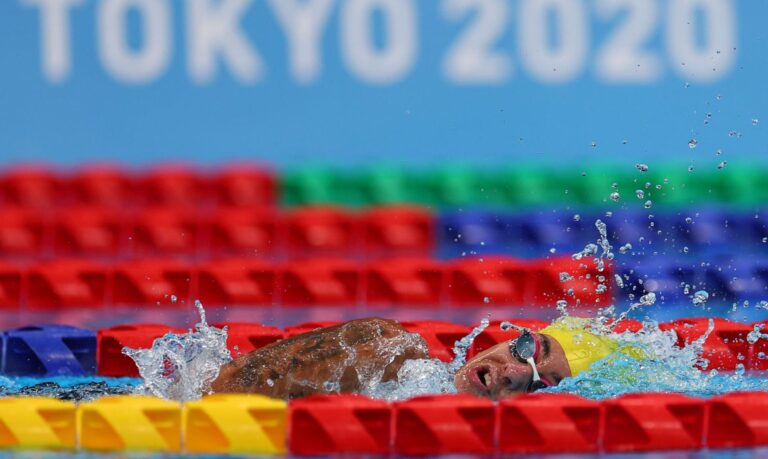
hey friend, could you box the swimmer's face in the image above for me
[454,333,571,400]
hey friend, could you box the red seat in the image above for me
[205,207,280,257]
[447,257,526,306]
[289,395,391,455]
[69,166,135,207]
[0,166,64,207]
[361,206,434,255]
[281,259,360,306]
[196,259,276,306]
[0,262,24,309]
[602,393,705,452]
[401,321,471,362]
[211,322,283,356]
[97,324,184,376]
[27,259,107,309]
[211,165,276,207]
[659,318,751,371]
[137,165,210,206]
[498,393,601,453]
[468,319,549,358]
[111,259,194,307]
[128,207,201,256]
[393,394,495,455]
[53,207,124,256]
[285,207,360,257]
[364,258,445,306]
[0,208,48,256]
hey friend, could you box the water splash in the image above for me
[123,300,232,401]
[366,318,490,401]
[547,319,768,399]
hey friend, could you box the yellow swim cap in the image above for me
[540,317,621,376]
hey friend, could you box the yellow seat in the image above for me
[0,397,76,450]
[183,394,287,454]
[77,395,181,452]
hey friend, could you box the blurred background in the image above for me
[1,0,765,165]
[0,0,767,330]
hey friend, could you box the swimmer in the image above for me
[211,317,633,400]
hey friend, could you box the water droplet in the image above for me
[635,163,649,172]
[715,149,722,156]
[619,243,632,254]
[763,237,768,243]
[556,299,568,310]
[605,211,613,217]
[753,118,760,126]
[682,246,689,253]
[610,192,620,202]
[483,296,490,304]
[717,161,727,170]
[639,292,656,305]
[685,217,693,224]
[573,214,581,222]
[622,139,628,145]
[266,378,275,387]
[614,274,624,288]
[500,321,514,331]
[688,165,695,172]
[596,284,607,294]
[170,295,177,304]
[635,190,644,199]
[591,141,598,148]
[549,247,557,254]
[692,290,709,306]
[560,272,574,282]
[644,200,652,209]
[688,138,698,149]
[758,301,768,310]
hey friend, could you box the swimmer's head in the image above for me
[454,317,620,399]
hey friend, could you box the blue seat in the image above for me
[438,211,511,257]
[1,324,96,376]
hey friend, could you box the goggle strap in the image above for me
[526,357,541,382]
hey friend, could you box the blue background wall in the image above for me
[0,0,765,167]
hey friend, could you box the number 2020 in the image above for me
[442,0,737,84]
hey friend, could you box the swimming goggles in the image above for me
[508,331,549,392]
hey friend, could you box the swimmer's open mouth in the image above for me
[469,365,494,393]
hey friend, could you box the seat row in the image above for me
[3,390,768,453]
[3,205,768,259]
[1,318,764,377]
[0,165,276,208]
[3,164,766,208]
[0,205,433,258]
[440,208,768,256]
[0,256,607,309]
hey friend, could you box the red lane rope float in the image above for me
[393,394,496,455]
[288,394,391,455]
[0,256,607,310]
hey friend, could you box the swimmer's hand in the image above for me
[210,318,428,400]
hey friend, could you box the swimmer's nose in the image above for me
[492,362,531,395]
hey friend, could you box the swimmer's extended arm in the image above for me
[210,318,428,400]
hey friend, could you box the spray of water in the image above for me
[123,301,231,401]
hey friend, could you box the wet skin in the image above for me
[211,318,571,400]
[454,332,572,400]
